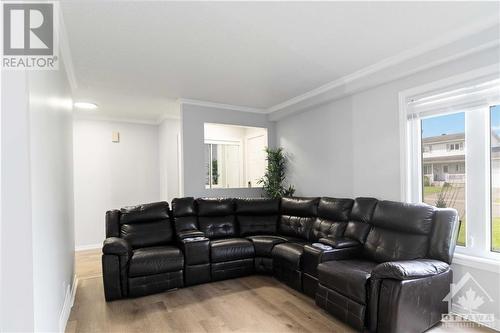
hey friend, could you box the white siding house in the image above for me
[423,133,466,185]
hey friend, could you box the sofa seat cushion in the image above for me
[272,242,309,269]
[210,238,255,263]
[129,246,184,277]
[246,235,288,257]
[318,260,376,305]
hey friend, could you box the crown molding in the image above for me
[61,11,499,123]
[73,113,160,125]
[58,6,78,93]
[156,113,181,124]
[267,16,500,120]
[179,98,267,114]
[177,17,500,121]
[73,112,182,125]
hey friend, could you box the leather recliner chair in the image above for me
[235,198,282,273]
[102,202,184,301]
[315,200,458,332]
[197,198,256,281]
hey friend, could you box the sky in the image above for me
[492,105,500,134]
[421,105,500,138]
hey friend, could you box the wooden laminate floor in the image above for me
[67,250,496,333]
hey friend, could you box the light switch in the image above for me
[112,131,120,143]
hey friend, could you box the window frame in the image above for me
[399,65,500,262]
[489,105,500,253]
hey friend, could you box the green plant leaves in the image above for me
[258,147,296,198]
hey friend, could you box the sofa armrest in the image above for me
[102,237,131,301]
[318,237,360,249]
[178,237,210,266]
[102,237,132,257]
[302,244,362,277]
[372,259,450,280]
[177,229,205,240]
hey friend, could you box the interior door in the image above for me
[224,144,241,188]
[246,134,267,187]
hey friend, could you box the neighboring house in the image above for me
[423,133,466,185]
[423,132,500,186]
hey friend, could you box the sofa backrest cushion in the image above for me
[197,198,234,216]
[279,197,319,240]
[199,216,236,239]
[363,201,435,262]
[317,197,354,221]
[310,197,353,241]
[428,208,459,264]
[350,197,378,223]
[238,216,278,236]
[281,197,319,217]
[119,202,173,248]
[343,197,378,242]
[311,219,346,241]
[197,198,236,238]
[363,227,429,262]
[172,197,198,233]
[235,198,279,236]
[371,201,435,235]
[235,198,280,215]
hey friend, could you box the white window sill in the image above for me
[204,186,264,190]
[452,253,500,274]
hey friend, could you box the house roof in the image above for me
[423,155,465,163]
[493,146,500,159]
[422,133,464,144]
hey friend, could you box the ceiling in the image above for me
[61,1,499,122]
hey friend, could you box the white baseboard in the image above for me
[75,243,101,251]
[59,274,78,333]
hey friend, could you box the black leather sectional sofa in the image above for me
[102,196,459,332]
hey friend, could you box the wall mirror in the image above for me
[204,123,268,189]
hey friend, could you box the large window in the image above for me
[404,76,500,259]
[491,105,500,252]
[421,112,466,246]
[204,123,268,189]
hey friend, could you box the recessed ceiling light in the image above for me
[74,102,98,110]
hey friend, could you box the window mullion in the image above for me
[462,109,488,256]
[209,144,213,188]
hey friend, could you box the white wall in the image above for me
[159,118,181,201]
[29,61,75,332]
[276,97,354,198]
[73,120,161,248]
[276,47,499,200]
[181,104,275,198]
[1,71,35,332]
[1,59,75,332]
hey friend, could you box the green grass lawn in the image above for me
[423,186,442,195]
[454,217,500,252]
[492,217,500,252]
[423,185,500,252]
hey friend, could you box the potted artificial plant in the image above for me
[258,147,295,198]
